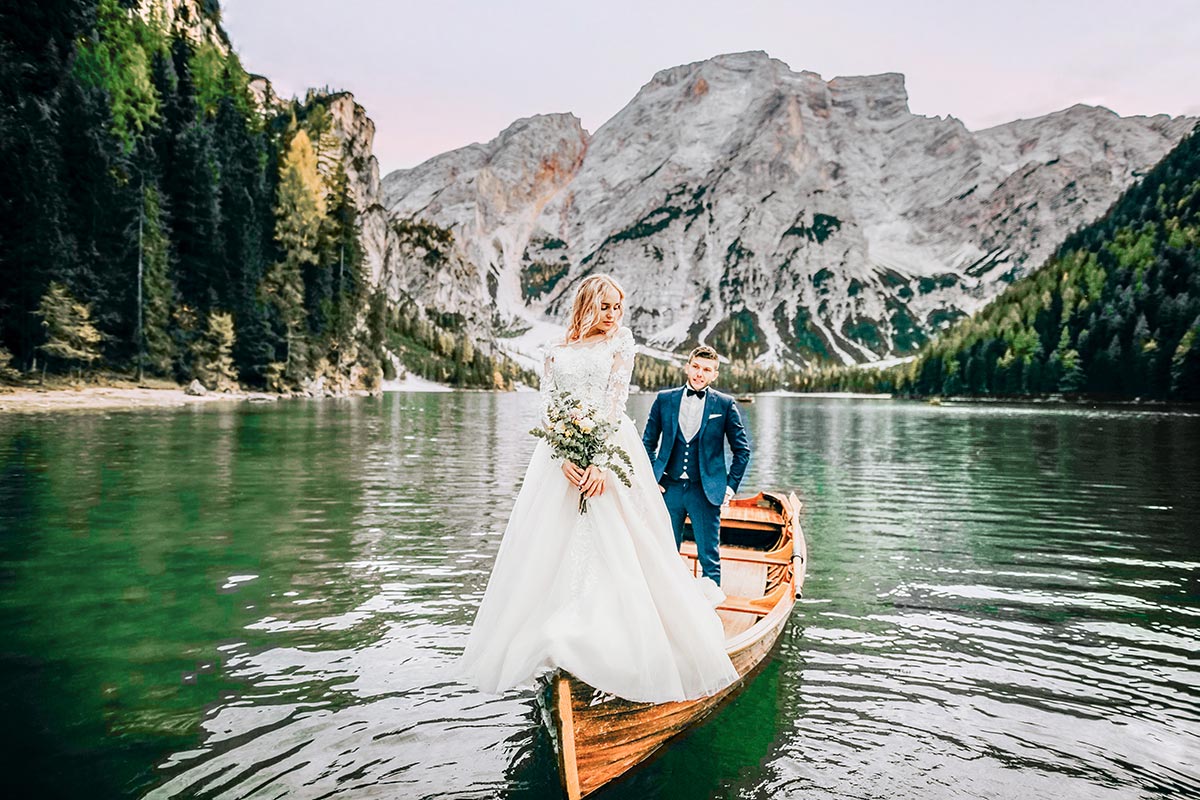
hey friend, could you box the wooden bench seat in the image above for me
[714,582,789,617]
[679,541,792,567]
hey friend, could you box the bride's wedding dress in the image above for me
[458,326,738,703]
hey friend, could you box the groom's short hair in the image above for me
[689,345,720,364]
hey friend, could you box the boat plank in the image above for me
[555,676,582,800]
[572,692,733,796]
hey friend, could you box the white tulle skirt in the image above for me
[457,414,738,703]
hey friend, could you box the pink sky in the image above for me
[222,0,1200,173]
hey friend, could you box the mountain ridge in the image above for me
[377,51,1195,369]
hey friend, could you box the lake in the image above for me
[1,394,1196,799]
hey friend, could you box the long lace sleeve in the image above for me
[539,346,556,427]
[603,327,635,423]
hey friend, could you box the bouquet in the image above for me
[531,391,634,513]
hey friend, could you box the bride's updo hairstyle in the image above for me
[565,274,625,342]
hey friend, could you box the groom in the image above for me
[642,345,751,588]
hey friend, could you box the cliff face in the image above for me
[380,51,1196,365]
[382,114,590,331]
[133,0,230,53]
[318,92,390,288]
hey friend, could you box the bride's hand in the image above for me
[561,461,585,487]
[581,465,606,498]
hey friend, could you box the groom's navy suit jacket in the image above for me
[642,387,751,506]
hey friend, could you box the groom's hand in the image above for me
[561,461,585,487]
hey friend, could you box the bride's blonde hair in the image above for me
[565,274,625,342]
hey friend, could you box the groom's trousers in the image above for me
[662,477,722,585]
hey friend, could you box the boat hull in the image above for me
[542,491,804,799]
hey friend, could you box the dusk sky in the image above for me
[221,0,1200,173]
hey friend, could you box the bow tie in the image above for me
[686,387,706,398]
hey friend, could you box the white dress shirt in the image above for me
[678,386,705,441]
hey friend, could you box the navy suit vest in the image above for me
[663,428,700,480]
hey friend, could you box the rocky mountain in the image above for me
[380,51,1195,366]
[380,114,589,334]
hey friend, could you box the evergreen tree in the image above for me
[35,281,103,378]
[56,73,134,347]
[189,310,238,391]
[0,86,76,370]
[72,0,160,150]
[169,119,225,312]
[302,100,341,179]
[0,345,17,382]
[140,183,176,375]
[323,164,366,373]
[1171,320,1200,400]
[210,93,275,384]
[1,2,95,371]
[262,128,325,387]
[1,2,391,392]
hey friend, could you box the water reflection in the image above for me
[0,395,1196,799]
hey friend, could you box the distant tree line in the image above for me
[633,352,902,396]
[375,295,539,390]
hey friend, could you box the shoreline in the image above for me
[0,369,489,413]
[0,384,373,414]
[755,390,893,399]
[4,383,1195,415]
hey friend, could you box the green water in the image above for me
[1,394,1196,799]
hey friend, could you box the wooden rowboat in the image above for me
[537,490,806,799]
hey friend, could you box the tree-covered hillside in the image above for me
[898,123,1200,401]
[0,1,531,391]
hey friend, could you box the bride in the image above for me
[458,274,738,704]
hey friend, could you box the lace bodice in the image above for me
[541,326,635,424]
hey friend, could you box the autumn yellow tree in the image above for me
[35,281,103,380]
[261,128,326,388]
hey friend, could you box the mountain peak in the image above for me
[827,72,910,119]
[495,113,588,146]
[645,50,801,90]
[635,54,912,125]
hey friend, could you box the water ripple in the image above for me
[1,394,1197,799]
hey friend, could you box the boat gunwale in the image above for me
[708,490,804,655]
[723,587,795,655]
